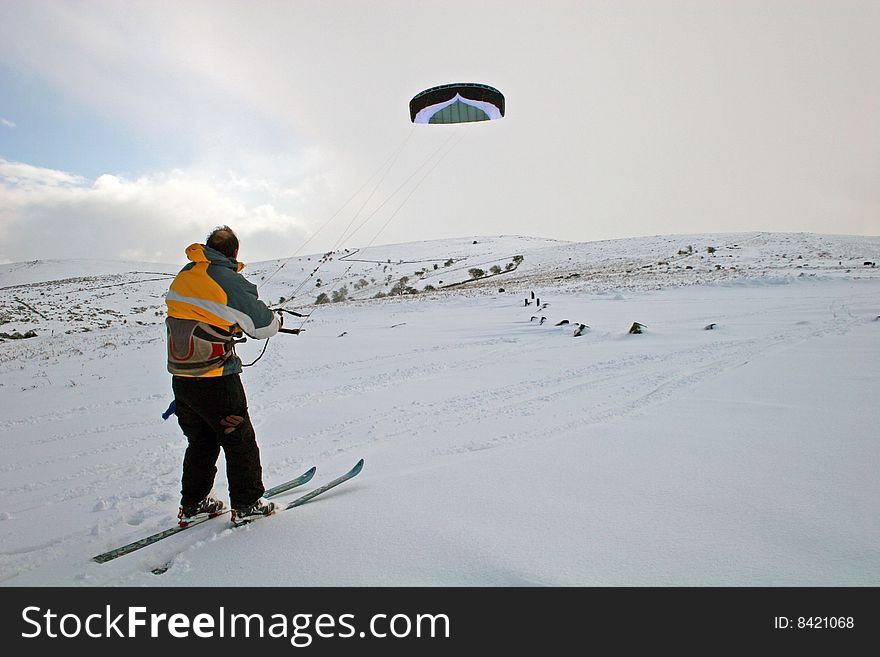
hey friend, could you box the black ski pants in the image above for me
[172,374,264,509]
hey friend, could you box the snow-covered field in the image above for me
[1,232,879,586]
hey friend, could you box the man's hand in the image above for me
[220,414,244,434]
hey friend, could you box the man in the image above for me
[165,226,281,526]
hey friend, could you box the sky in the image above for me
[1,0,878,265]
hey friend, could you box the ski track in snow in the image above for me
[254,292,869,459]
[1,232,879,585]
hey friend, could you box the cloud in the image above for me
[0,159,312,264]
[0,118,15,129]
[2,1,879,250]
[0,159,83,187]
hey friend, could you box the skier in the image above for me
[165,226,281,526]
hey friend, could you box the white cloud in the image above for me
[0,118,15,129]
[2,1,879,251]
[0,159,84,188]
[0,160,311,264]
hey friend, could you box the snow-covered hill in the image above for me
[1,232,879,586]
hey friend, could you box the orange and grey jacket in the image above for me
[165,243,280,377]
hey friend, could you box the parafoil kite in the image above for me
[409,83,505,124]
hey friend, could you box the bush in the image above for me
[469,268,485,279]
[389,276,411,296]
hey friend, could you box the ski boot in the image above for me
[231,498,275,526]
[178,495,225,527]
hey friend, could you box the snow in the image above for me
[1,232,879,586]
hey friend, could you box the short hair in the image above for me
[206,226,239,258]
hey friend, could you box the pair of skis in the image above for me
[91,459,364,565]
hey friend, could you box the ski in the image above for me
[150,460,364,575]
[91,466,317,564]
[233,458,365,526]
[286,458,363,509]
[263,467,318,498]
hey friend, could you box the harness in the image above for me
[166,318,243,376]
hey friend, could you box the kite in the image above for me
[409,83,505,124]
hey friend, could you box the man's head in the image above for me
[206,226,239,259]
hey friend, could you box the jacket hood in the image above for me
[185,243,245,272]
